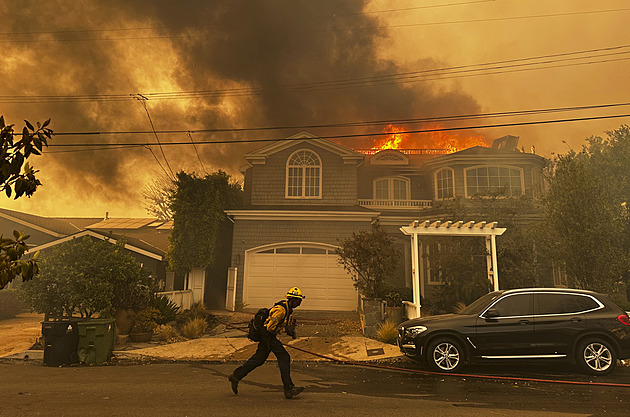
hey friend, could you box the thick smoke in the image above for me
[0,0,481,216]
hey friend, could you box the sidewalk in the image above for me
[0,310,405,364]
[113,334,402,363]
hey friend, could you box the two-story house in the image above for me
[227,131,547,312]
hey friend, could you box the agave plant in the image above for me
[150,294,180,325]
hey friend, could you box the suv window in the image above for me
[487,293,533,317]
[535,293,599,315]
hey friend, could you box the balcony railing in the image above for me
[357,199,433,209]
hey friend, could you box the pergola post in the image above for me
[409,233,421,319]
[400,220,506,319]
[490,234,499,291]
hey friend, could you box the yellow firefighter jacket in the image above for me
[264,300,292,335]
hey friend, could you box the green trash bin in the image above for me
[77,318,116,364]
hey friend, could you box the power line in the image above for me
[43,112,630,151]
[0,1,495,37]
[47,102,630,137]
[2,7,629,43]
[134,95,175,179]
[188,131,209,175]
[2,44,629,104]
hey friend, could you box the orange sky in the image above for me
[1,0,629,218]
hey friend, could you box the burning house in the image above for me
[226,129,548,312]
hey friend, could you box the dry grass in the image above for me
[155,324,182,342]
[180,317,208,339]
[376,320,398,345]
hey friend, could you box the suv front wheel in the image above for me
[576,338,617,375]
[426,337,465,373]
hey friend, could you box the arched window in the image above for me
[373,177,409,200]
[286,149,321,198]
[434,168,454,200]
[464,165,524,198]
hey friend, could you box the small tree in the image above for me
[20,237,154,318]
[143,174,175,221]
[337,222,400,299]
[1,116,52,289]
[167,170,242,271]
[539,125,630,294]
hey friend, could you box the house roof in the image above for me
[0,208,102,237]
[424,145,547,167]
[244,131,365,165]
[1,209,170,259]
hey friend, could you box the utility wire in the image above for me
[2,44,629,103]
[44,112,630,150]
[2,6,629,43]
[49,102,630,137]
[0,1,495,37]
[134,95,175,179]
[188,131,209,174]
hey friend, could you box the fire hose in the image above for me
[214,316,630,389]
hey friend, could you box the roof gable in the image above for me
[244,131,364,165]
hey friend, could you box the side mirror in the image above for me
[484,308,500,318]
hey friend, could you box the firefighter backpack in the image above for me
[247,302,288,342]
[247,308,270,342]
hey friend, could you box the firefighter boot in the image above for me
[284,386,305,399]
[228,374,239,395]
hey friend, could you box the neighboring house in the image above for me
[227,131,548,311]
[0,209,204,309]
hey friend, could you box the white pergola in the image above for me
[400,220,507,319]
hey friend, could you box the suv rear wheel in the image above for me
[426,337,464,372]
[576,338,617,375]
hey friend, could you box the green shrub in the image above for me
[375,320,398,345]
[176,302,208,324]
[180,317,208,339]
[0,290,28,319]
[19,237,154,318]
[132,307,160,333]
[150,294,180,325]
[382,284,413,307]
[155,324,182,342]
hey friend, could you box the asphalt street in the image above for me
[1,360,629,416]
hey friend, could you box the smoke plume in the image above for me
[0,0,481,216]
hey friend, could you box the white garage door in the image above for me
[244,244,357,311]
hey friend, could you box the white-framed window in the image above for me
[286,149,321,198]
[373,177,409,200]
[464,165,524,198]
[435,168,454,200]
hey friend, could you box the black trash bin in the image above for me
[41,319,80,366]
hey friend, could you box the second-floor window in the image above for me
[374,177,409,200]
[465,166,524,198]
[286,149,321,198]
[435,168,454,200]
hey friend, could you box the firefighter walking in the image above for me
[229,287,306,399]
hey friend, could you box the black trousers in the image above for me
[232,332,294,390]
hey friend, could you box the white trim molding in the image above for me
[225,210,378,222]
[26,230,164,260]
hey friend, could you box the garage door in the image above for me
[244,244,357,311]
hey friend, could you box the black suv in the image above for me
[398,288,630,375]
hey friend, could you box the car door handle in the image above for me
[571,317,583,322]
[518,320,530,325]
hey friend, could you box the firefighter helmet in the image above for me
[286,287,306,300]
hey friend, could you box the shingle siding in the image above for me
[250,143,359,206]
